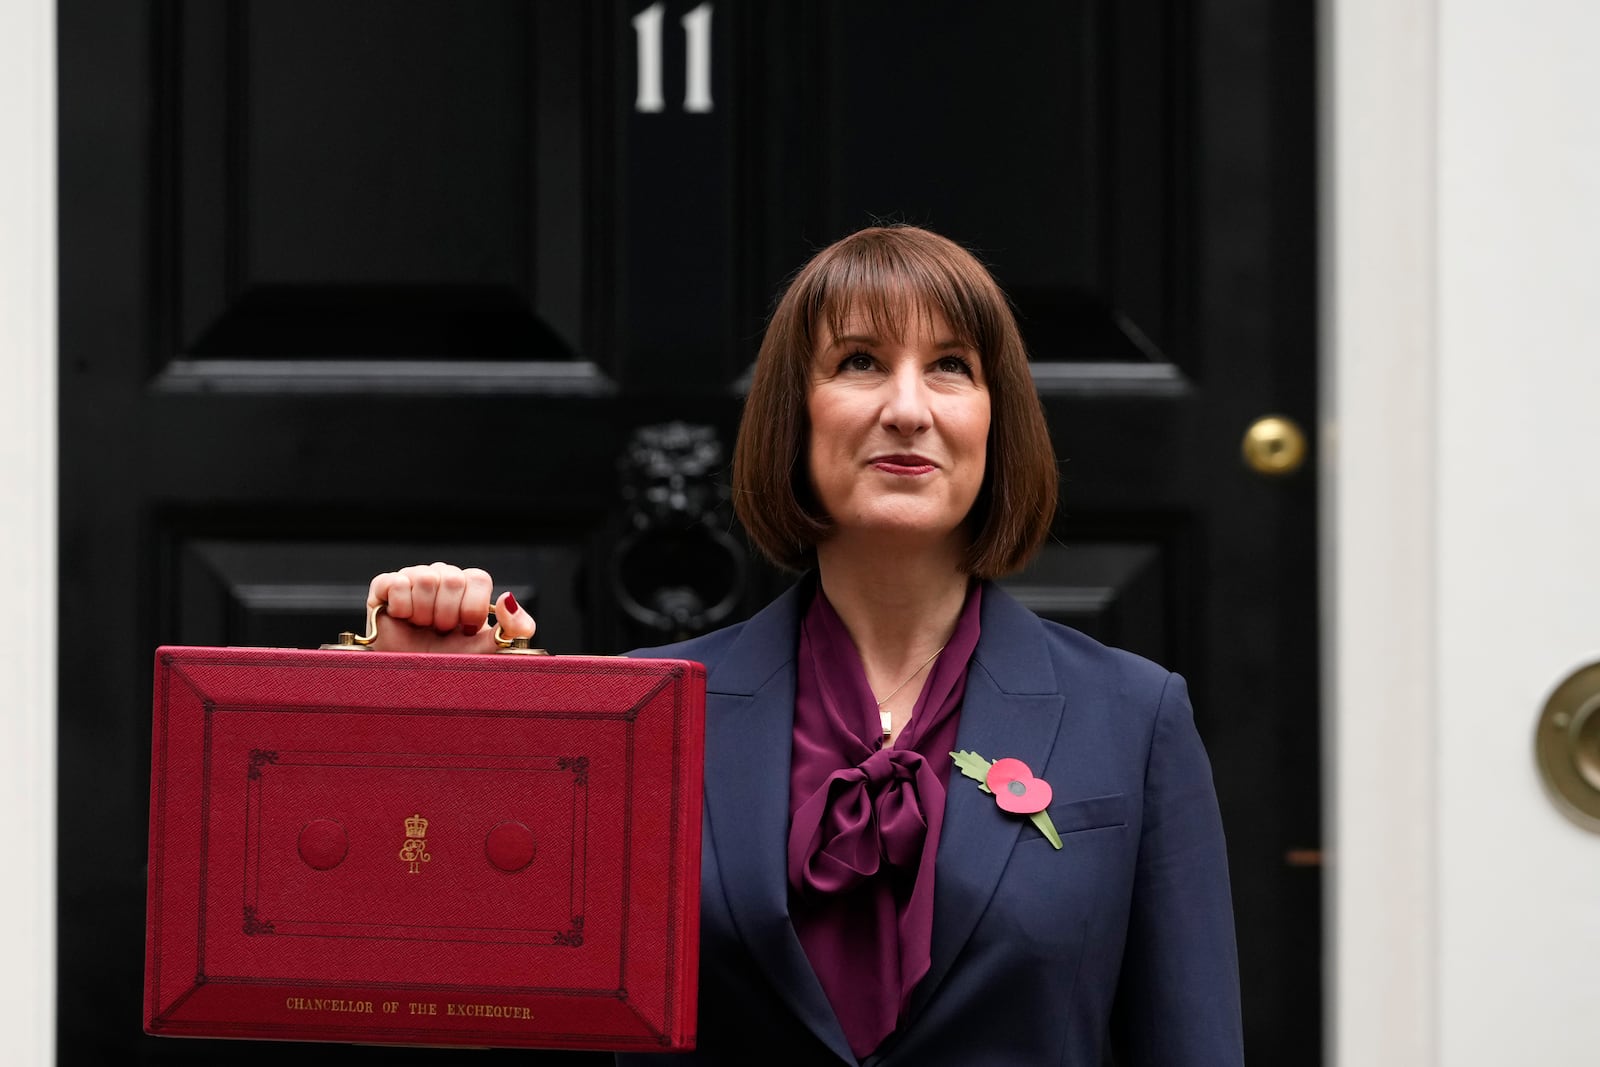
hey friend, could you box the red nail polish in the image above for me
[504,592,520,615]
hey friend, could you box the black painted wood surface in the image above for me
[59,2,1319,1062]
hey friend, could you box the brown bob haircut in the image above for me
[733,224,1058,579]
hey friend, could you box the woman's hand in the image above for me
[366,563,536,653]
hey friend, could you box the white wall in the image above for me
[1435,1,1600,1061]
[1329,1,1600,1064]
[0,0,56,1064]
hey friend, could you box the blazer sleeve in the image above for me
[1109,672,1245,1066]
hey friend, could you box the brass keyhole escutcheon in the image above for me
[1534,661,1600,831]
[1241,415,1308,476]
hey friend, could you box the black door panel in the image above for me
[59,2,1318,1062]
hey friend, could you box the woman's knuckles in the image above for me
[366,565,523,651]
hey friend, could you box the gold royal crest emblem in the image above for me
[398,813,431,874]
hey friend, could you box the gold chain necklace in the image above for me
[875,643,946,741]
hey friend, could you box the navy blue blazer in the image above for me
[619,581,1243,1066]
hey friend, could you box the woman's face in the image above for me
[806,302,991,551]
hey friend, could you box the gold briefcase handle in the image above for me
[321,600,548,655]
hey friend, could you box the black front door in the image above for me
[60,2,1318,1062]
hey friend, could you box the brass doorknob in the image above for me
[1241,415,1308,476]
[1535,661,1600,831]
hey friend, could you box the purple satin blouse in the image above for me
[786,583,983,1059]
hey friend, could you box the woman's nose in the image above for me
[879,365,932,434]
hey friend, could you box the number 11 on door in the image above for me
[633,2,713,114]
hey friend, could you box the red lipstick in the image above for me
[870,454,937,475]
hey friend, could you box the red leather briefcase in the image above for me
[144,641,703,1051]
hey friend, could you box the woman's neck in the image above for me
[814,535,971,678]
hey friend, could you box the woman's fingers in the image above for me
[380,564,428,625]
[367,571,396,613]
[494,590,537,641]
[365,564,533,652]
[428,562,467,633]
[458,568,494,636]
[414,564,448,627]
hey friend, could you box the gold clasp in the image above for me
[320,600,547,655]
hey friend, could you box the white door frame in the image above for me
[1322,0,1438,1062]
[0,0,58,1063]
[1327,0,1600,1063]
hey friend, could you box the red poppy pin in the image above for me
[951,750,1063,849]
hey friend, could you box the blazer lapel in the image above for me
[911,583,1066,1019]
[700,583,856,1064]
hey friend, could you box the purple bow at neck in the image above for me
[790,746,940,892]
[786,584,983,1059]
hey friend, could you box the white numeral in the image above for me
[632,3,665,113]
[632,2,714,115]
[681,3,714,113]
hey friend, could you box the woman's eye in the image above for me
[935,355,974,376]
[839,352,875,372]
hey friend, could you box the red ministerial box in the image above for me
[145,646,703,1051]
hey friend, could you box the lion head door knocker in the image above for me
[612,422,747,642]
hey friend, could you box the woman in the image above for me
[369,226,1243,1065]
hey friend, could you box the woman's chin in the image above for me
[826,512,970,552]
